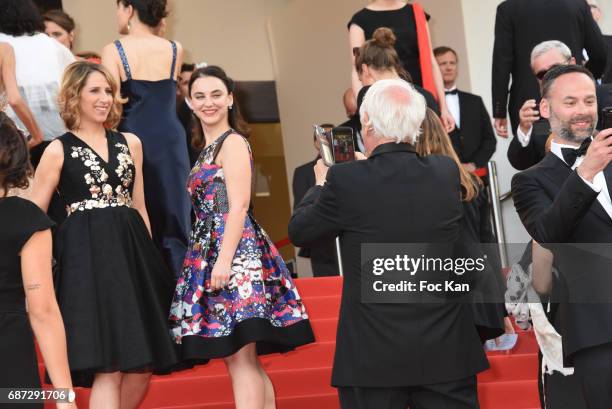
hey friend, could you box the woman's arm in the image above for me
[31,140,63,212]
[349,24,366,98]
[209,134,252,290]
[21,230,74,395]
[531,240,554,295]
[0,43,44,147]
[425,23,455,133]
[124,133,152,235]
[101,43,122,85]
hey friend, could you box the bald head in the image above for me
[360,79,426,145]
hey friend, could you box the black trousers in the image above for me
[338,376,479,409]
[572,343,612,409]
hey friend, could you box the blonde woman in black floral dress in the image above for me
[32,61,177,409]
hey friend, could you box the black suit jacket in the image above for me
[289,143,488,387]
[512,153,612,359]
[177,100,200,167]
[291,159,338,275]
[449,91,497,167]
[492,0,606,133]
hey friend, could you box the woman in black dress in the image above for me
[32,62,177,409]
[0,112,75,409]
[416,108,511,343]
[348,0,455,132]
[101,0,191,276]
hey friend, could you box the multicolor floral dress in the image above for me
[170,130,314,360]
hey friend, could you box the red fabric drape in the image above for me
[413,3,437,100]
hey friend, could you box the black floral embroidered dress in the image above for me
[52,130,178,387]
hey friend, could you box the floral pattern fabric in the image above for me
[169,131,309,342]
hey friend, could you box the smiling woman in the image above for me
[30,60,180,408]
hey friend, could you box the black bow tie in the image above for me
[445,89,458,95]
[561,138,592,167]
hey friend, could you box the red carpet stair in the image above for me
[41,277,540,408]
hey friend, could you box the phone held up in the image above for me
[602,107,612,131]
[313,125,356,167]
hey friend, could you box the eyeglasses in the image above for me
[535,63,563,81]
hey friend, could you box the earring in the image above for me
[127,20,132,32]
[229,105,233,110]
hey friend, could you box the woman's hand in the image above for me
[210,260,232,291]
[440,108,456,133]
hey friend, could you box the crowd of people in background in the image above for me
[0,0,611,408]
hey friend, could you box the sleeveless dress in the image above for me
[0,197,53,409]
[53,130,178,387]
[170,131,314,361]
[114,39,191,276]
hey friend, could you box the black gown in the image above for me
[114,39,191,276]
[0,197,53,409]
[461,183,506,342]
[53,131,178,387]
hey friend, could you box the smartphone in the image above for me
[313,125,335,167]
[330,127,356,164]
[602,107,612,130]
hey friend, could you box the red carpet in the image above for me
[40,276,540,408]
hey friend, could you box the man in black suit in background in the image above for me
[434,46,497,173]
[491,0,606,139]
[291,124,338,277]
[176,63,200,166]
[512,65,612,409]
[289,79,488,409]
[587,0,612,83]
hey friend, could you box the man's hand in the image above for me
[494,118,509,138]
[314,159,330,186]
[462,162,477,172]
[577,128,612,183]
[355,152,367,160]
[518,99,539,135]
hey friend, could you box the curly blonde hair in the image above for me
[58,61,125,130]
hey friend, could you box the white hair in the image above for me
[359,79,426,144]
[530,41,572,67]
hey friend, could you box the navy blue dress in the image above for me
[114,39,191,276]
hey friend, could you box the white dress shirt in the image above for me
[550,139,612,220]
[444,86,461,128]
[516,125,533,147]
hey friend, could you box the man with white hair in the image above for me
[289,79,488,409]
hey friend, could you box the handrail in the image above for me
[487,161,509,268]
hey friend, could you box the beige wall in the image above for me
[63,0,287,81]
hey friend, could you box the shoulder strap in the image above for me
[212,129,235,163]
[113,40,132,80]
[169,40,177,80]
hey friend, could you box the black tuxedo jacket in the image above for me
[292,158,337,273]
[289,143,488,387]
[512,153,612,358]
[492,0,606,133]
[449,91,497,168]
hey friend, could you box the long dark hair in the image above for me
[0,0,45,36]
[188,65,250,150]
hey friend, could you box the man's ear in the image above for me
[540,98,551,120]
